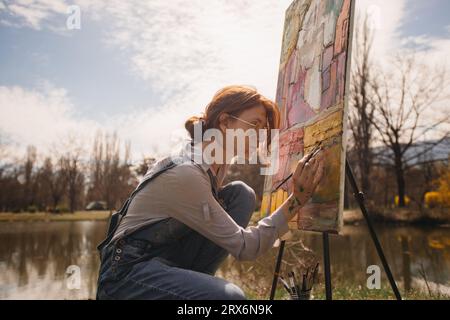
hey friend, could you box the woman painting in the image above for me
[96,85,324,300]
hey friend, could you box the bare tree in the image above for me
[0,135,22,212]
[22,145,37,209]
[0,132,140,213]
[369,54,449,207]
[61,154,85,213]
[56,135,86,213]
[348,15,376,194]
[39,157,67,212]
[0,134,9,188]
[87,131,136,210]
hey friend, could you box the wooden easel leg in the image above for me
[269,240,286,300]
[323,232,332,300]
[345,160,402,300]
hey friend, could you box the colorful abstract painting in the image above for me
[260,0,354,233]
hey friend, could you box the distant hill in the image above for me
[351,137,450,167]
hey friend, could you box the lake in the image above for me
[0,220,449,299]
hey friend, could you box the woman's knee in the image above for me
[220,181,256,227]
[210,282,247,300]
[225,181,256,210]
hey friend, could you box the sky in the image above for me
[0,0,449,162]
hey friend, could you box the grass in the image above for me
[244,283,450,300]
[0,211,111,222]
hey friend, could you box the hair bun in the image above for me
[184,114,206,140]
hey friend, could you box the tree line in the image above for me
[0,132,149,213]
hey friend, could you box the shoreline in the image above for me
[343,208,450,227]
[0,211,112,222]
[1,209,448,227]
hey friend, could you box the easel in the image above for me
[269,160,402,300]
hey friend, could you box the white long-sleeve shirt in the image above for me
[111,142,290,261]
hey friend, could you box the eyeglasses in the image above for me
[228,114,269,130]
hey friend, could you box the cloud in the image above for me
[0,82,222,161]
[88,0,294,158]
[355,0,450,73]
[1,0,448,159]
[1,0,291,100]
[0,0,68,29]
[0,84,99,157]
[0,82,185,160]
[355,0,408,60]
[0,0,292,159]
[96,0,449,143]
[96,1,293,99]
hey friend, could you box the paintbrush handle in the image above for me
[271,144,322,192]
[272,173,293,192]
[279,276,292,295]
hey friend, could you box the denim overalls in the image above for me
[95,155,256,300]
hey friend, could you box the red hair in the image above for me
[185,85,280,151]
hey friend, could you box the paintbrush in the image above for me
[302,273,306,292]
[272,143,322,192]
[279,276,292,295]
[291,270,300,295]
[305,268,310,290]
[288,272,299,299]
[312,263,319,285]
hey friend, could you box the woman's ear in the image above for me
[218,113,229,133]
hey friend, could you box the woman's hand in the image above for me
[278,148,325,224]
[291,149,325,208]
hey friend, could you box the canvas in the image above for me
[260,0,354,233]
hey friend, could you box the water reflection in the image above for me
[0,221,106,299]
[0,221,449,299]
[218,225,450,298]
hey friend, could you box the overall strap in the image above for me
[97,155,225,252]
[97,157,179,251]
